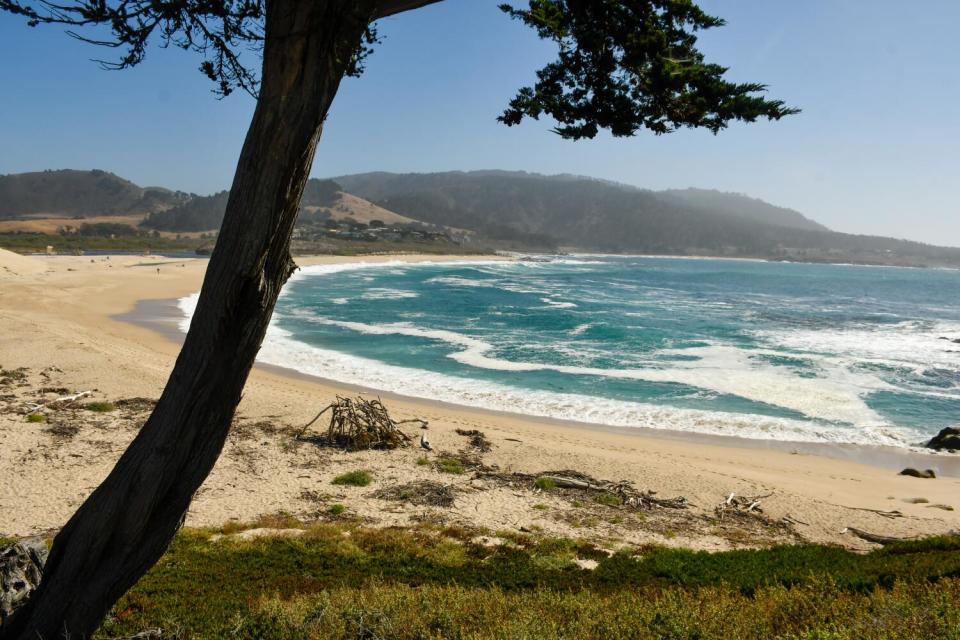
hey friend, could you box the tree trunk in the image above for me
[1,2,375,637]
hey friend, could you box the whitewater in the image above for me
[179,255,960,448]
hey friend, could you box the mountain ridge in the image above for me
[2,169,958,267]
[332,170,959,266]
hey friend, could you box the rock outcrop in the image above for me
[926,426,960,452]
[0,538,48,624]
[899,468,936,479]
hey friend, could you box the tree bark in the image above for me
[1,1,375,637]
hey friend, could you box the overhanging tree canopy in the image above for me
[0,1,796,638]
[1,0,796,120]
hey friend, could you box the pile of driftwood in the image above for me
[714,492,772,520]
[21,390,91,414]
[455,428,492,452]
[713,492,808,537]
[296,396,425,451]
[535,472,689,510]
[372,480,456,507]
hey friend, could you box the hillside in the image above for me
[0,169,186,218]
[334,171,960,266]
[657,188,829,232]
[306,192,418,226]
[3,168,958,266]
[140,190,230,232]
[139,179,413,232]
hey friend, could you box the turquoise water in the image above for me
[182,256,960,447]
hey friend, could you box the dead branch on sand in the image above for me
[842,527,917,545]
[536,472,689,509]
[714,492,774,519]
[841,506,904,519]
[22,390,92,413]
[296,395,423,451]
[372,480,456,507]
[714,492,806,533]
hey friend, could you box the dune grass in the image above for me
[85,401,116,413]
[533,477,556,490]
[331,470,372,487]
[436,457,465,474]
[86,523,960,639]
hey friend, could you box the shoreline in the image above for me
[119,294,960,478]
[2,250,958,547]
[23,248,960,271]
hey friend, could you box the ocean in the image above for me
[180,256,960,448]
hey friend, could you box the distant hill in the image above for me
[0,169,186,218]
[140,190,231,232]
[657,188,828,232]
[139,179,414,232]
[334,171,960,266]
[3,168,958,267]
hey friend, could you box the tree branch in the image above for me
[373,0,443,20]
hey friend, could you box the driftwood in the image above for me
[714,492,774,520]
[842,506,904,519]
[23,390,92,413]
[842,527,917,545]
[296,395,422,451]
[535,473,689,510]
[372,480,455,507]
[455,428,492,452]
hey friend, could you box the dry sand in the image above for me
[1,250,958,550]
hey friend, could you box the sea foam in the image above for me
[176,256,960,448]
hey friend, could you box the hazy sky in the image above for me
[1,1,958,246]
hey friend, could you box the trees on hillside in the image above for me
[0,1,795,637]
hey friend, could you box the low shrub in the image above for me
[534,477,556,490]
[436,458,465,474]
[594,492,622,506]
[331,470,371,487]
[91,526,960,639]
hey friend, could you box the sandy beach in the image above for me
[1,249,958,550]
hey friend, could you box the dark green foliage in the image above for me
[86,527,960,638]
[0,0,380,97]
[0,170,186,218]
[77,222,139,236]
[141,191,231,232]
[498,1,797,139]
[0,0,266,97]
[0,232,207,253]
[221,579,960,640]
[594,536,960,592]
[3,1,795,134]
